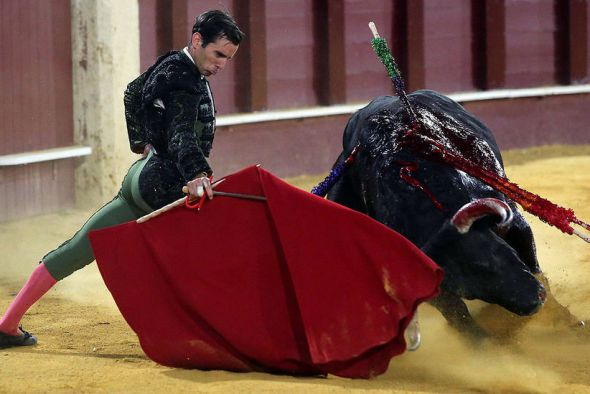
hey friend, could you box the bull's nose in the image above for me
[538,284,547,303]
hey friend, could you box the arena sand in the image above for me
[1,145,590,393]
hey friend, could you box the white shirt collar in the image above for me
[183,47,205,80]
[182,47,195,64]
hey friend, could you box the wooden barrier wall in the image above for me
[139,0,590,177]
[0,0,73,221]
[139,0,589,113]
[1,1,589,221]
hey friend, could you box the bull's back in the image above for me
[350,91,502,162]
[339,90,508,246]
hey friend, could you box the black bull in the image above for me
[327,90,548,338]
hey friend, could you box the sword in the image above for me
[136,179,266,224]
[180,186,266,201]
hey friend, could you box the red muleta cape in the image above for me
[89,165,443,378]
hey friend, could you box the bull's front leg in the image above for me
[429,291,489,340]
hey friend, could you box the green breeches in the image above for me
[43,153,154,281]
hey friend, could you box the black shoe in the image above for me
[0,327,37,349]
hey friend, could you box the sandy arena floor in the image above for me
[1,145,590,393]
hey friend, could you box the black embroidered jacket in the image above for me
[124,50,216,209]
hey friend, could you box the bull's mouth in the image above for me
[517,299,544,316]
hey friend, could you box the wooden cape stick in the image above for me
[136,196,187,224]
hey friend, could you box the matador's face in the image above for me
[190,32,239,77]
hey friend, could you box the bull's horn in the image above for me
[451,198,513,234]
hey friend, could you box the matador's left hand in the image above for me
[141,144,154,158]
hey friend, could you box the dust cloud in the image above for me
[0,145,589,392]
[0,208,117,308]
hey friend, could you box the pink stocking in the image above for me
[0,263,57,336]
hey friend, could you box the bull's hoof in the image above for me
[404,327,421,351]
[404,314,421,351]
[462,325,490,344]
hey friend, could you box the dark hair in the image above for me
[192,10,244,47]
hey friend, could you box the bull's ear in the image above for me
[503,215,541,273]
[327,175,367,213]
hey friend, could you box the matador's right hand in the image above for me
[186,174,213,200]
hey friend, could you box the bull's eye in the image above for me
[494,225,509,237]
[470,258,494,272]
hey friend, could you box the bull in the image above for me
[327,90,547,338]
